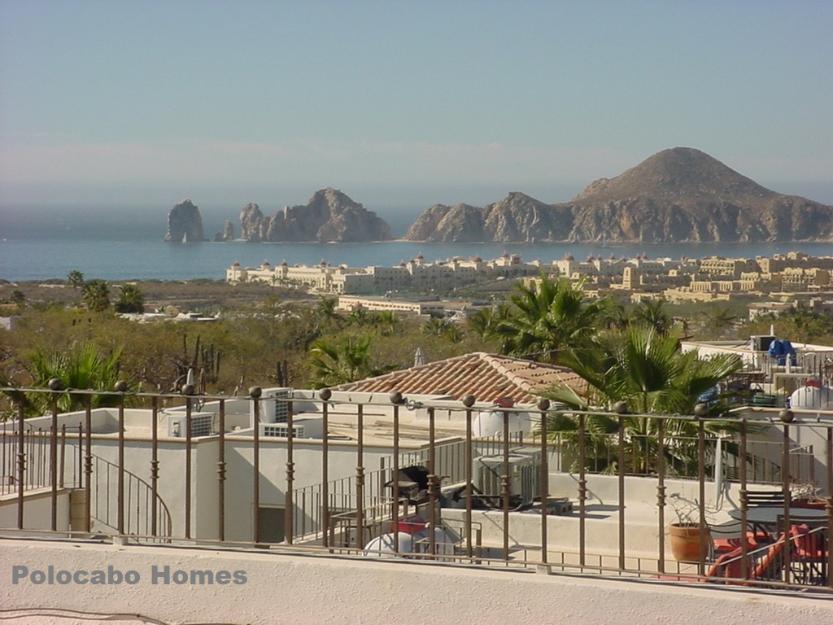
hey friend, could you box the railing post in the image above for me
[538,399,550,565]
[463,395,476,560]
[579,413,587,569]
[319,388,331,551]
[780,411,793,583]
[656,418,666,574]
[217,398,226,542]
[826,426,833,591]
[391,392,402,554]
[183,385,193,539]
[150,395,159,537]
[616,407,626,571]
[77,424,82,490]
[48,379,61,532]
[59,423,66,489]
[429,406,438,558]
[739,418,749,580]
[502,409,510,562]
[16,399,25,530]
[115,380,127,535]
[697,413,706,577]
[251,386,262,543]
[355,402,364,549]
[285,398,294,545]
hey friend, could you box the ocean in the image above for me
[2,238,832,282]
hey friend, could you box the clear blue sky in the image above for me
[1,0,831,213]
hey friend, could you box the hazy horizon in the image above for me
[1,1,831,215]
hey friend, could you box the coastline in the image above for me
[3,238,833,282]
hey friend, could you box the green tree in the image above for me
[372,310,400,336]
[544,325,743,474]
[496,276,607,361]
[114,284,145,313]
[630,299,672,335]
[27,343,126,413]
[308,335,384,388]
[81,280,111,312]
[466,304,510,341]
[11,290,26,309]
[315,297,342,327]
[705,307,737,337]
[66,270,85,290]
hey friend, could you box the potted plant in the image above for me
[668,494,710,562]
[791,482,825,509]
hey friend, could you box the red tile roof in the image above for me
[334,352,585,405]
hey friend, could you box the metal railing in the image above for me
[90,454,172,539]
[1,384,832,595]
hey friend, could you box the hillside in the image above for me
[404,148,833,242]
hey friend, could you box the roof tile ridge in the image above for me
[482,353,536,393]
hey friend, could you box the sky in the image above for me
[1,0,832,218]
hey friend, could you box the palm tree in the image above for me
[544,325,743,475]
[372,311,400,336]
[495,276,607,361]
[26,343,125,414]
[466,304,510,341]
[308,335,385,388]
[11,290,26,309]
[66,270,85,290]
[114,284,145,313]
[315,297,342,327]
[630,299,672,335]
[704,307,737,338]
[81,280,111,312]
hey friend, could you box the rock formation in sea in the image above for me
[239,189,391,242]
[404,147,833,243]
[213,220,235,242]
[163,199,205,243]
[239,203,264,242]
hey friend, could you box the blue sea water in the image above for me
[1,238,832,282]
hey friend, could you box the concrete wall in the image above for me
[63,435,398,541]
[1,538,831,625]
[0,490,70,531]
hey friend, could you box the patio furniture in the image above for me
[778,514,829,586]
[729,506,826,538]
[708,519,766,556]
[744,490,788,507]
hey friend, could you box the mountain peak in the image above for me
[573,147,771,202]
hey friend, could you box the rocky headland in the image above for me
[405,148,833,243]
[235,188,391,243]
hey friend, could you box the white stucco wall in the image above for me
[0,538,831,625]
[0,490,70,531]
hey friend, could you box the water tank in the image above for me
[362,532,414,557]
[789,386,833,410]
[473,410,534,437]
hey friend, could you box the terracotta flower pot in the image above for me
[668,522,710,562]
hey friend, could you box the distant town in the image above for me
[227,251,833,319]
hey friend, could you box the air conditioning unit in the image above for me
[750,335,776,352]
[262,423,305,439]
[474,453,540,508]
[167,413,213,438]
[273,390,290,423]
[252,388,291,424]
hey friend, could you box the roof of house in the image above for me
[333,352,585,405]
